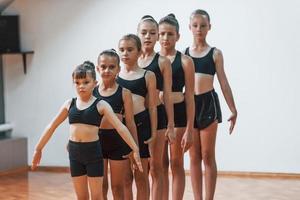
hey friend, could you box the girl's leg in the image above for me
[162,141,169,200]
[170,128,186,200]
[134,158,150,200]
[200,121,218,200]
[124,159,133,200]
[72,175,89,200]
[150,130,167,200]
[88,176,103,200]
[189,128,203,200]
[109,159,129,200]
[102,159,109,200]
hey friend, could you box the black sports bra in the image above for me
[171,51,185,92]
[144,53,163,91]
[93,85,124,114]
[116,71,148,97]
[68,98,103,127]
[185,47,216,75]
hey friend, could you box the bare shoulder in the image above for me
[98,99,109,107]
[181,53,194,72]
[181,53,193,65]
[145,69,156,79]
[96,99,111,114]
[122,87,132,98]
[213,47,223,61]
[158,55,171,65]
[158,55,171,70]
[63,98,73,110]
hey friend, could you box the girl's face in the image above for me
[138,21,158,50]
[189,14,211,40]
[97,55,120,82]
[73,74,96,98]
[158,23,179,51]
[118,39,140,66]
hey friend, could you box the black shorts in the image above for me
[194,89,222,130]
[157,104,167,130]
[68,140,103,177]
[99,129,132,160]
[174,101,187,128]
[134,109,151,158]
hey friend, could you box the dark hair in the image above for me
[190,9,210,22]
[98,49,120,65]
[138,15,158,30]
[119,34,142,52]
[159,13,179,33]
[72,61,96,80]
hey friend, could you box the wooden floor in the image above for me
[0,171,300,200]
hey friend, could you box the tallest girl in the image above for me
[186,9,237,200]
[159,14,195,200]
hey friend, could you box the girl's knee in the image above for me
[135,173,149,186]
[90,193,102,200]
[111,184,124,197]
[202,151,216,166]
[76,193,89,200]
[170,157,183,171]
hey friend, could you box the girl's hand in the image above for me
[181,130,193,153]
[228,111,237,134]
[165,126,176,144]
[123,150,143,172]
[144,134,156,157]
[31,150,42,170]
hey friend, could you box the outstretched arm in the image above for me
[98,100,143,171]
[31,100,70,170]
[214,49,237,134]
[122,88,139,146]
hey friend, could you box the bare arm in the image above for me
[182,55,195,132]
[214,48,237,134]
[182,55,195,152]
[32,99,70,170]
[122,88,139,145]
[98,100,139,152]
[160,56,175,143]
[145,71,157,141]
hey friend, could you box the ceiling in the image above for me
[0,0,14,13]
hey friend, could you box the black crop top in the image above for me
[185,47,216,75]
[144,53,163,91]
[116,71,148,97]
[68,98,103,127]
[93,85,124,114]
[171,51,185,92]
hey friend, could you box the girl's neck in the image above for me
[124,64,139,72]
[100,79,116,90]
[160,48,177,57]
[141,49,155,58]
[78,95,94,103]
[192,39,208,50]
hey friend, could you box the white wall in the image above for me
[3,0,300,173]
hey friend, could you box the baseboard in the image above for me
[3,166,300,179]
[216,171,300,179]
[0,166,29,176]
[32,166,70,173]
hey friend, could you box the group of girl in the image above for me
[31,9,237,200]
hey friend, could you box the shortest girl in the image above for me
[31,61,142,200]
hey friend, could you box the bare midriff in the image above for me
[69,124,99,142]
[195,73,214,95]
